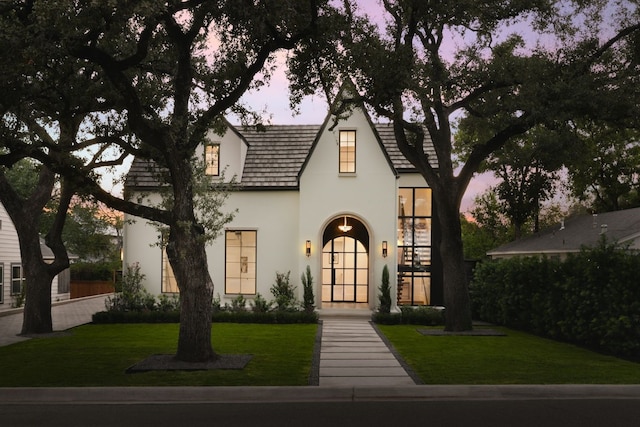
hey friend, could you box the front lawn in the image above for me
[377,325,640,384]
[0,323,317,387]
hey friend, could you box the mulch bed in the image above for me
[126,354,253,373]
[417,328,506,336]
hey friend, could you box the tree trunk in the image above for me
[435,191,473,332]
[19,228,56,334]
[166,225,216,362]
[166,160,217,363]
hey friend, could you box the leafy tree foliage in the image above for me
[289,0,640,331]
[566,122,640,212]
[1,0,331,361]
[457,123,568,238]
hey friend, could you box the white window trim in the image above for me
[10,263,24,296]
[0,263,4,304]
[338,129,357,174]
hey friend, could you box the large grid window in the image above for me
[205,143,220,176]
[161,249,179,293]
[397,188,432,305]
[11,263,24,296]
[339,130,356,173]
[225,230,257,295]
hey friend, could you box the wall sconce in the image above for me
[305,240,311,257]
[382,241,388,258]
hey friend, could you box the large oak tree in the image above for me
[0,1,128,334]
[290,0,640,330]
[1,1,330,362]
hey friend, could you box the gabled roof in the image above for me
[239,124,320,189]
[487,207,640,257]
[125,121,437,191]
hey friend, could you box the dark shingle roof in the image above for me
[487,207,640,256]
[125,122,437,191]
[375,123,438,170]
[240,125,320,189]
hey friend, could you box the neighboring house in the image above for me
[487,207,640,260]
[123,96,443,311]
[0,202,72,311]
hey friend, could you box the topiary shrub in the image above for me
[301,266,315,313]
[378,265,392,313]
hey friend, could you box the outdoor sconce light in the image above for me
[382,241,388,258]
[305,240,311,257]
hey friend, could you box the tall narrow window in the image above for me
[225,230,257,295]
[397,188,432,305]
[339,130,356,173]
[11,264,24,295]
[205,143,220,176]
[162,249,179,293]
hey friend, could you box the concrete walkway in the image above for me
[0,294,110,347]
[319,318,416,386]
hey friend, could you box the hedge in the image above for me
[372,305,445,325]
[470,240,640,359]
[92,309,318,324]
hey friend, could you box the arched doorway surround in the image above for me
[321,215,369,303]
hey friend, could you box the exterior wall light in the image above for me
[305,240,311,257]
[382,241,388,257]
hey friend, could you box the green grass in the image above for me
[0,323,317,387]
[3,322,639,387]
[378,325,640,384]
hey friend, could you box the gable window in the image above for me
[11,263,24,295]
[161,249,179,293]
[225,230,257,295]
[339,130,356,173]
[205,143,220,176]
[397,188,432,305]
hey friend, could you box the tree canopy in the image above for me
[1,0,333,361]
[289,0,640,330]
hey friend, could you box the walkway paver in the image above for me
[319,318,416,387]
[0,294,110,347]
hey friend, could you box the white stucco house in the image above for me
[0,202,71,312]
[123,98,443,312]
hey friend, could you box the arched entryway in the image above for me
[321,216,369,303]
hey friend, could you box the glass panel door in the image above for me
[322,236,368,303]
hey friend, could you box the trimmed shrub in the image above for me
[378,265,392,314]
[372,305,445,325]
[301,266,315,313]
[270,271,297,311]
[93,309,319,324]
[250,293,272,313]
[470,239,640,359]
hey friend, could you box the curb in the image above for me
[2,385,640,404]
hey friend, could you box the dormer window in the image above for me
[339,130,356,173]
[205,143,220,176]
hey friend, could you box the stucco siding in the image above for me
[123,191,301,304]
[299,110,399,308]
